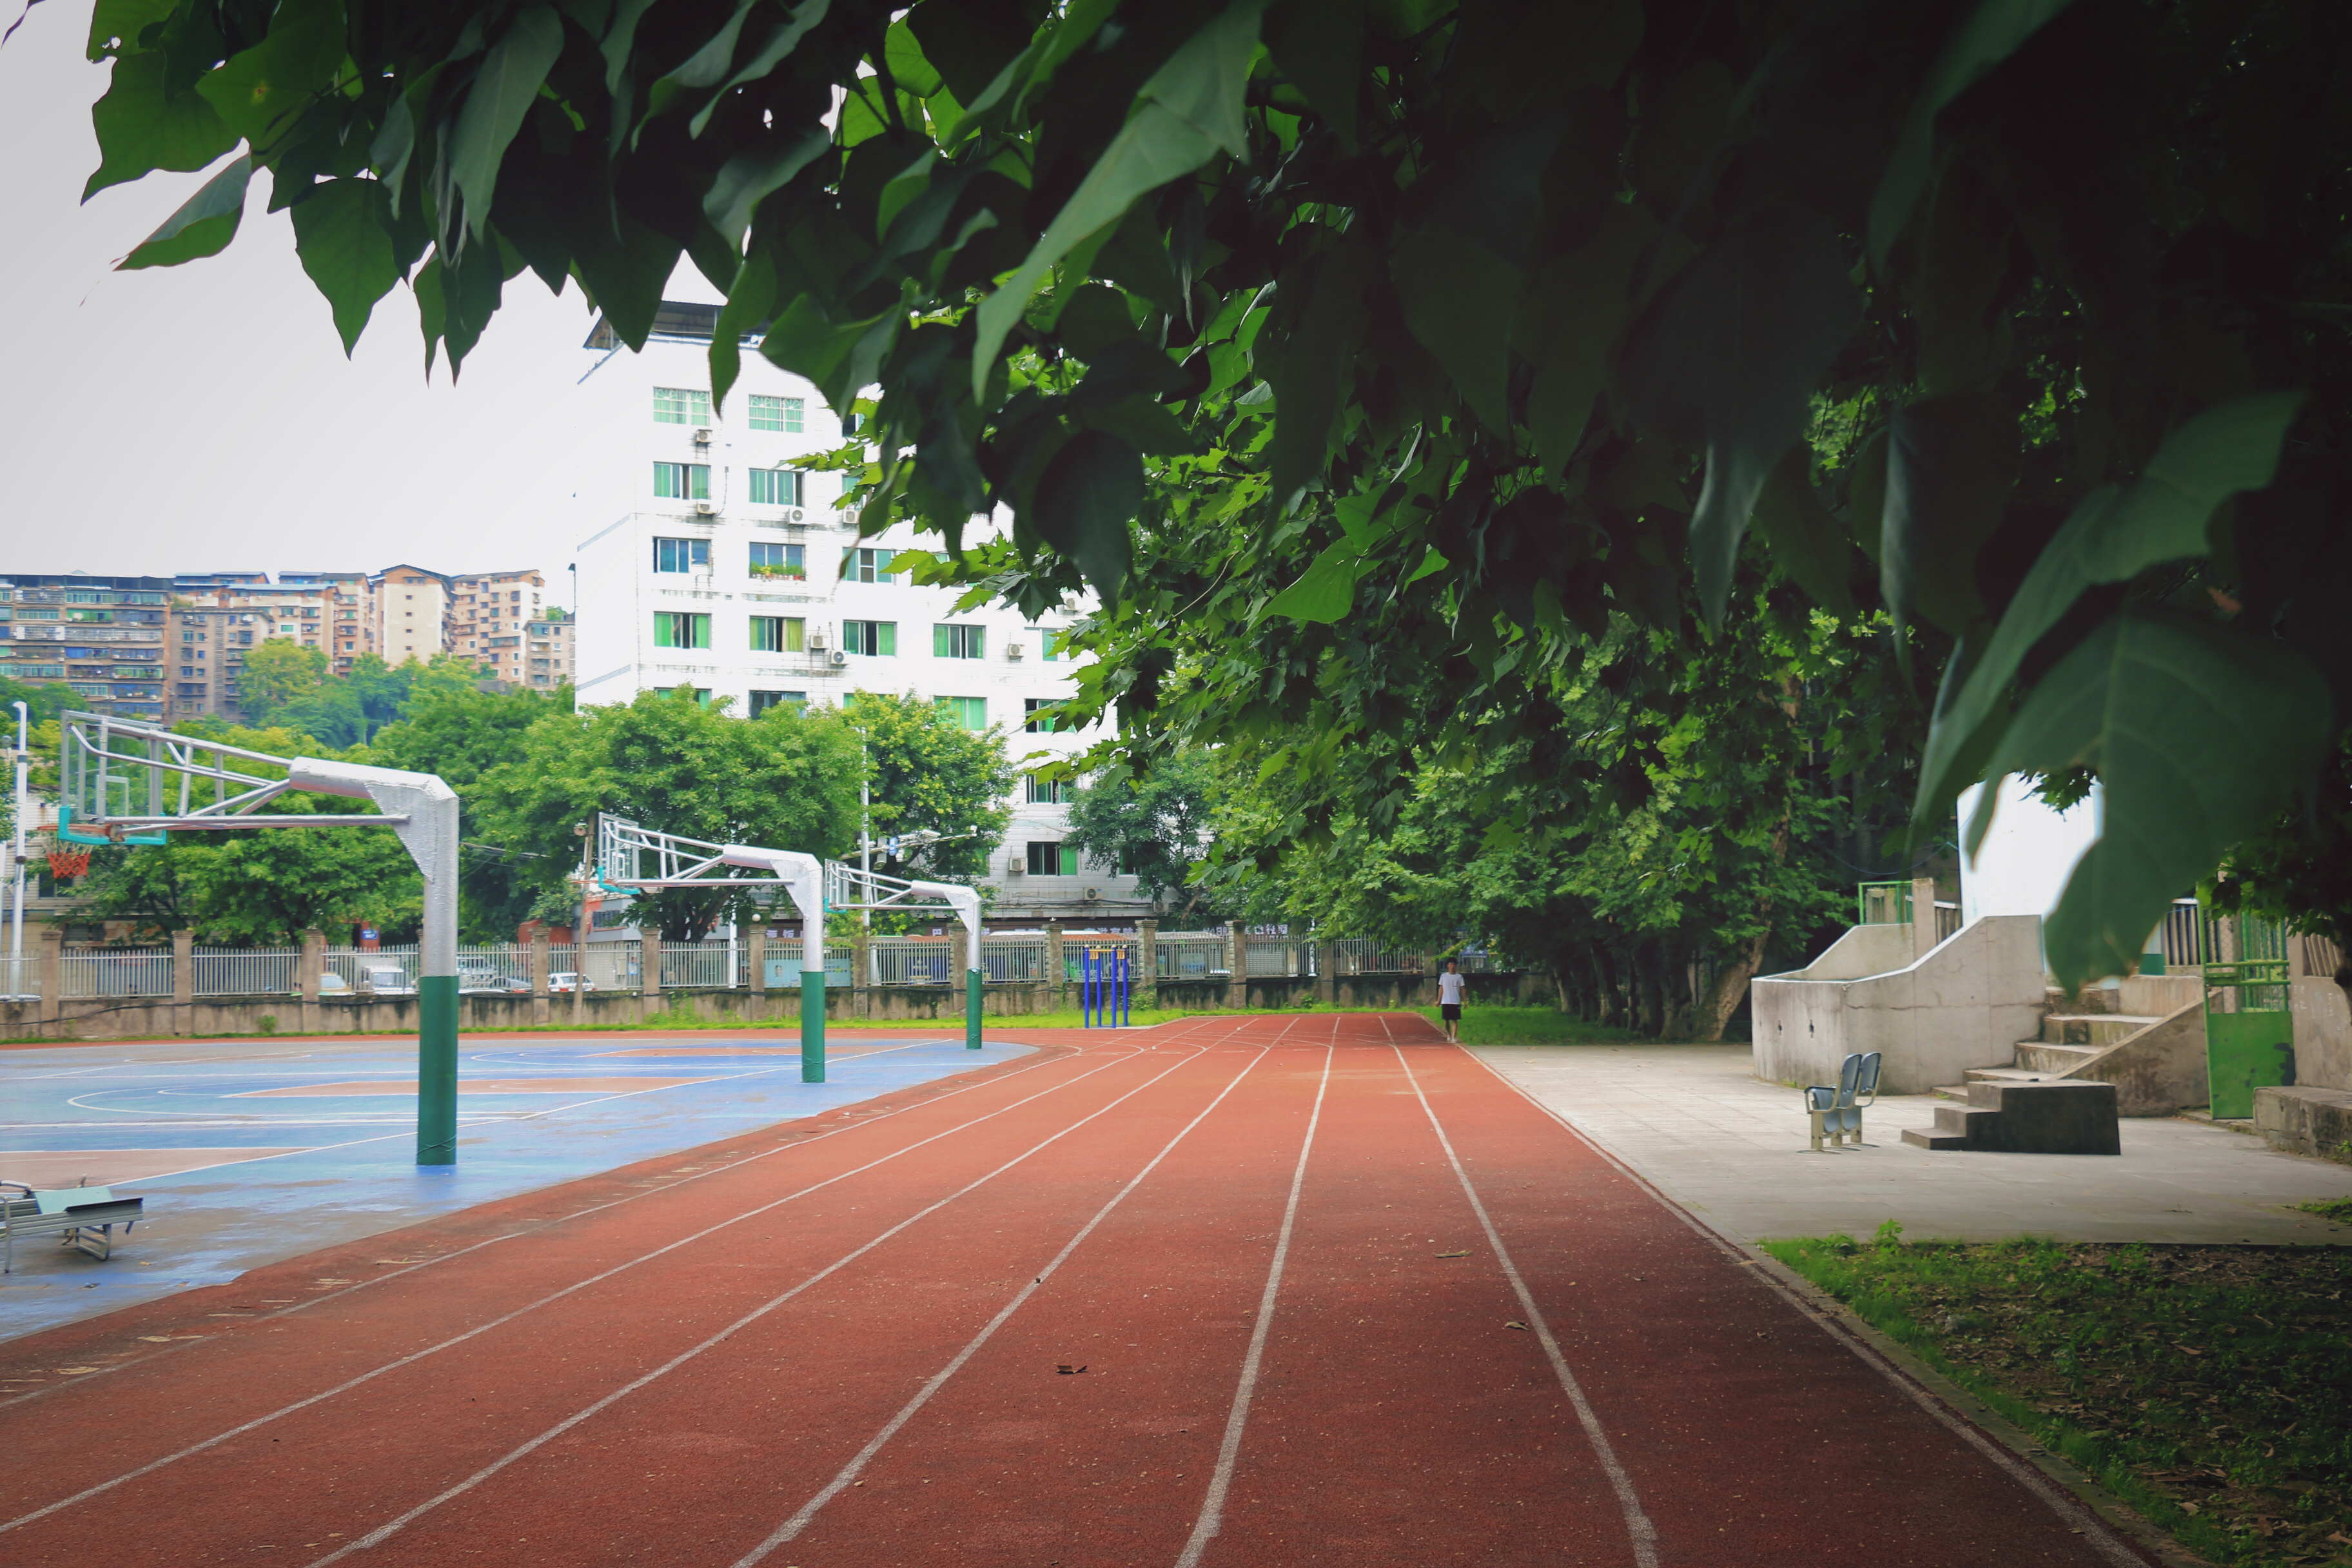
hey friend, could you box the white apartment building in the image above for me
[573,302,1146,925]
[375,564,451,665]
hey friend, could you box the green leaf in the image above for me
[119,153,253,269]
[1267,539,1362,623]
[703,124,830,243]
[1914,391,2306,834]
[647,0,760,119]
[883,17,943,98]
[569,206,680,351]
[87,0,177,61]
[709,248,777,415]
[1749,447,1854,616]
[1269,240,1374,504]
[447,6,565,243]
[191,0,349,148]
[1032,429,1142,602]
[1881,389,2016,637]
[1389,224,1521,435]
[1868,0,2075,272]
[684,0,833,137]
[759,293,897,414]
[1622,206,1859,628]
[1979,607,2333,988]
[1517,206,1651,480]
[289,178,400,354]
[1263,0,1363,148]
[84,50,239,201]
[1073,395,1205,456]
[972,1,1265,400]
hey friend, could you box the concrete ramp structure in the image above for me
[1752,911,2049,1096]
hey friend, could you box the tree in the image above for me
[478,688,862,942]
[1064,750,1227,923]
[236,640,328,722]
[368,678,574,939]
[839,691,1014,883]
[81,0,2352,987]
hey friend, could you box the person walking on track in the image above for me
[1436,959,1466,1042]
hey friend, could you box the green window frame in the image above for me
[748,689,805,716]
[749,542,805,578]
[1025,841,1079,876]
[1030,627,1062,661]
[653,537,709,573]
[844,547,896,583]
[750,616,805,652]
[1024,774,1069,803]
[932,623,985,659]
[652,612,710,649]
[652,463,710,500]
[654,387,712,425]
[843,620,896,656]
[935,695,986,730]
[1023,698,1057,734]
[749,395,805,433]
[748,468,800,505]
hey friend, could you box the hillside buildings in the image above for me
[571,300,1148,925]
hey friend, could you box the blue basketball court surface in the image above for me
[0,1032,1035,1340]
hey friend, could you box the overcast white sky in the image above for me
[0,0,720,601]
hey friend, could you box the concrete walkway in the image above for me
[1472,1043,2352,1245]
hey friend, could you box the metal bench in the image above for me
[1803,1051,1882,1152]
[1,1182,144,1273]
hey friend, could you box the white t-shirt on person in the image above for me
[1438,972,1466,1004]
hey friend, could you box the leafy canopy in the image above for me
[81,0,2352,984]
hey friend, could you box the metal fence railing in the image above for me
[192,947,298,996]
[660,941,734,990]
[1318,939,1426,977]
[0,954,36,1001]
[1154,933,1226,980]
[2304,932,2343,981]
[872,937,962,986]
[982,936,1050,983]
[1244,939,1306,977]
[59,949,174,998]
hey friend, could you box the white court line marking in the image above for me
[1393,1045,1660,1568]
[1170,1044,1336,1568]
[306,1045,1215,1568]
[732,1044,1279,1566]
[0,1039,1125,1475]
[1457,1049,2150,1568]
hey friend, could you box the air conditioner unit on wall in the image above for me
[695,501,716,515]
[1084,887,1101,901]
[807,626,829,650]
[828,649,848,667]
[692,427,713,444]
[788,508,805,522]
[1004,641,1025,660]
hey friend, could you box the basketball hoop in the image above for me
[46,847,91,881]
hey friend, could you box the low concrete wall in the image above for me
[2052,1000,2208,1116]
[2253,1084,2352,1165]
[1,969,1544,1041]
[2288,975,2352,1092]
[1750,915,2048,1095]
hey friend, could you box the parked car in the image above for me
[455,957,504,994]
[364,966,416,997]
[547,971,595,994]
[492,975,532,994]
[317,972,353,997]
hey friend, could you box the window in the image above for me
[654,686,713,705]
[935,696,986,730]
[1024,698,1059,734]
[933,623,985,659]
[841,620,896,656]
[653,537,710,573]
[843,471,861,495]
[747,468,801,505]
[1026,841,1079,876]
[654,387,712,425]
[652,612,710,649]
[1024,774,1070,804]
[842,411,861,436]
[749,690,806,716]
[1030,627,1063,662]
[652,463,711,500]
[749,616,805,652]
[749,395,805,433]
[843,547,896,583]
[749,542,805,578]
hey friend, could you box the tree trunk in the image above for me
[1589,942,1616,1026]
[1660,935,1693,1041]
[1690,928,1772,1043]
[1635,939,1665,1037]
[1549,963,1573,1014]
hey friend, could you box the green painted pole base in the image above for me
[801,972,826,1083]
[966,968,982,1048]
[416,975,459,1166]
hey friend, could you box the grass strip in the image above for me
[1410,1003,1665,1045]
[1763,1228,2352,1568]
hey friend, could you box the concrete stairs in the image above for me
[1932,1006,2168,1102]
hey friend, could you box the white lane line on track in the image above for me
[0,1041,1124,1507]
[732,1043,1280,1567]
[1458,1052,2150,1568]
[1391,1045,1660,1568]
[304,1044,1215,1568]
[1170,1043,1336,1568]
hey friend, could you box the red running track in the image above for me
[0,1015,2147,1567]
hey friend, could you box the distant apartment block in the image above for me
[449,569,549,686]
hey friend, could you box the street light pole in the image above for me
[9,701,26,988]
